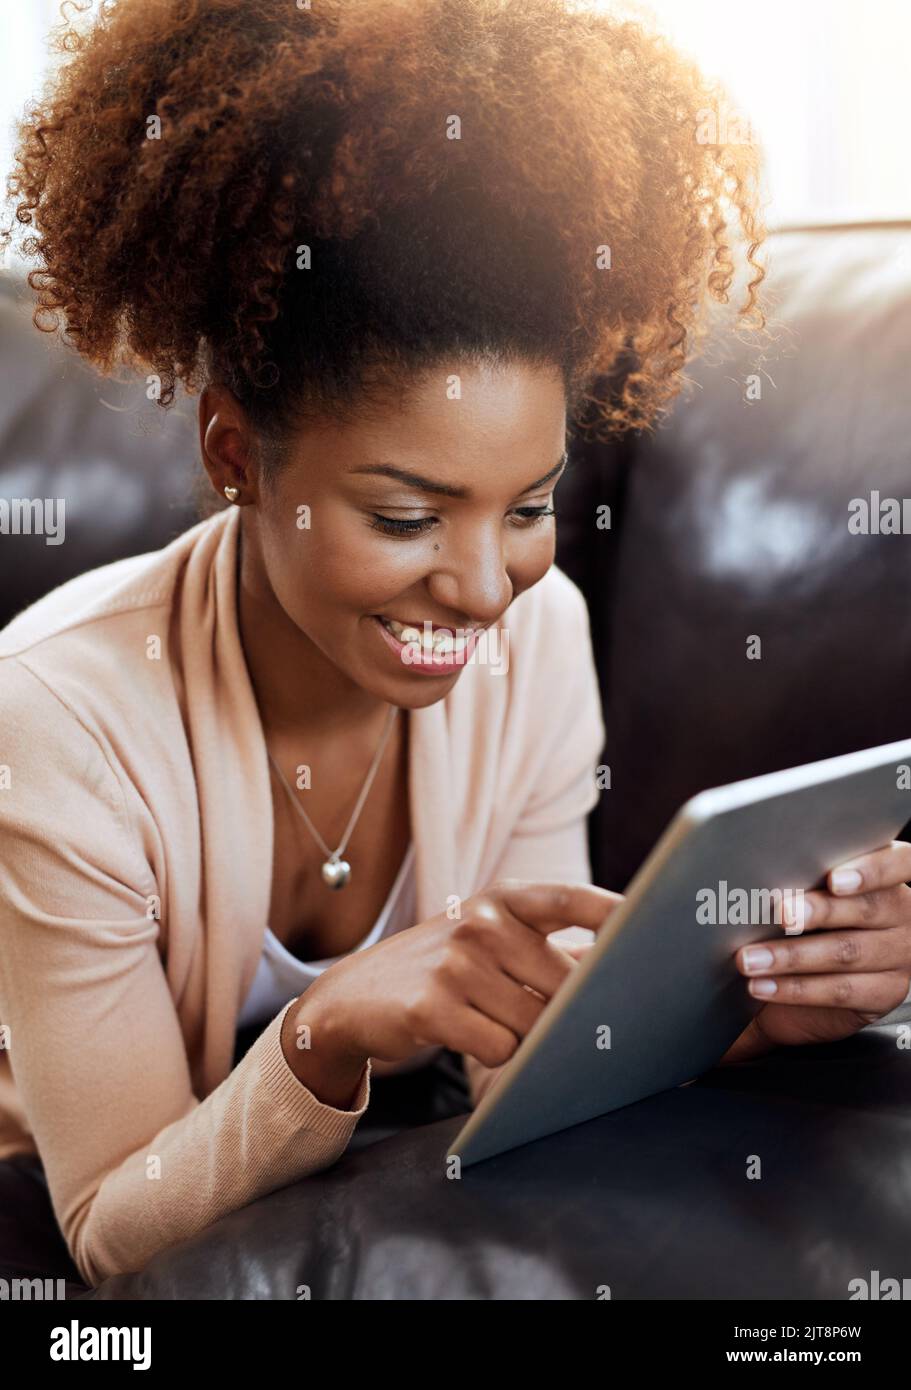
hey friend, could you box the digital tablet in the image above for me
[448,736,911,1167]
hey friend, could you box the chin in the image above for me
[361,669,460,709]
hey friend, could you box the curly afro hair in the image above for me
[4,0,767,471]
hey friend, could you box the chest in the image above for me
[266,713,411,962]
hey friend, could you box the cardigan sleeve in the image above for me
[0,655,371,1288]
[461,584,607,1109]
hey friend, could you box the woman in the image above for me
[1,0,908,1291]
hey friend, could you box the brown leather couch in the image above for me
[1,221,910,1298]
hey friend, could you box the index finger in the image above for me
[490,879,623,936]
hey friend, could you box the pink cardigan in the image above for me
[0,503,605,1285]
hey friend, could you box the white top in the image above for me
[237,841,417,1030]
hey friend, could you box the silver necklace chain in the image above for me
[265,702,400,889]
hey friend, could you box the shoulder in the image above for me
[0,654,127,826]
[505,561,592,641]
[0,510,227,733]
[496,561,595,697]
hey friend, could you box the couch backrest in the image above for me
[0,270,200,630]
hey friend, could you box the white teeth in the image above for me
[380,617,474,657]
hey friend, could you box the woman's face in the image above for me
[210,359,568,710]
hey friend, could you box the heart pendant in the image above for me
[321,858,352,890]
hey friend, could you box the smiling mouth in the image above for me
[374,614,481,655]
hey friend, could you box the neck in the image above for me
[235,513,390,739]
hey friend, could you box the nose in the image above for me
[424,520,516,626]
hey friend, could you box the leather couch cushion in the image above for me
[80,1026,911,1300]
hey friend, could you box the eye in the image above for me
[508,505,556,528]
[367,505,555,538]
[367,515,436,536]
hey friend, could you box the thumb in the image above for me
[547,925,597,960]
[546,891,625,958]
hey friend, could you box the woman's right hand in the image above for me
[292,880,622,1079]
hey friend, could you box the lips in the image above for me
[371,614,482,672]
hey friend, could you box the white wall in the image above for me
[1,0,65,244]
[626,0,911,227]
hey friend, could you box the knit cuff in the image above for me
[257,1000,372,1141]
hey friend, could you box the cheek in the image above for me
[510,526,557,588]
[262,510,558,630]
[264,515,421,626]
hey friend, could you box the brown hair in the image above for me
[4,0,768,473]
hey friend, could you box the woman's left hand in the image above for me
[724,841,911,1060]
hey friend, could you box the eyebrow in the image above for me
[349,451,568,499]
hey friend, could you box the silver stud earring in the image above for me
[224,485,240,503]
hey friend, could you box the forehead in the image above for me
[306,361,567,468]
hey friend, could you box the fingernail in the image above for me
[742,947,775,973]
[831,868,863,894]
[749,978,778,997]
